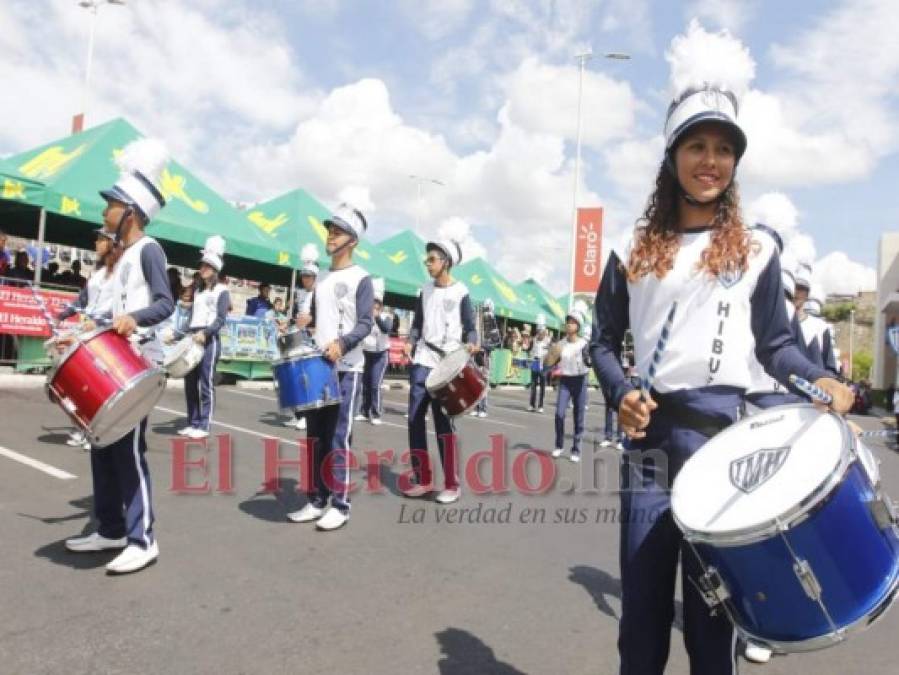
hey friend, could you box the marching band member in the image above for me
[56,228,121,450]
[528,314,551,413]
[356,277,391,425]
[800,282,839,375]
[470,297,498,419]
[178,236,230,440]
[283,244,319,431]
[402,239,478,505]
[589,58,853,674]
[286,205,373,532]
[65,138,174,575]
[549,307,591,462]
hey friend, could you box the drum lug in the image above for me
[793,559,823,602]
[697,567,730,608]
[869,495,899,530]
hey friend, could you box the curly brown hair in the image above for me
[625,162,755,282]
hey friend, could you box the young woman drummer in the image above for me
[56,228,122,450]
[179,236,230,440]
[590,80,853,674]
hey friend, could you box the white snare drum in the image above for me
[163,336,204,378]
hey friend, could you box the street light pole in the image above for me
[849,308,855,380]
[408,174,446,230]
[73,0,126,133]
[566,50,630,311]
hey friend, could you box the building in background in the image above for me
[873,233,899,389]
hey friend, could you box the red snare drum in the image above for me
[47,327,166,446]
[425,348,487,416]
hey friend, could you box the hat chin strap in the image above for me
[329,234,357,259]
[113,207,133,245]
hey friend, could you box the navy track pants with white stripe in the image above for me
[618,389,738,675]
[306,370,360,514]
[185,336,220,432]
[91,418,155,549]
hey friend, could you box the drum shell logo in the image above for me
[729,446,790,493]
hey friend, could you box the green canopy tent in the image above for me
[245,190,422,306]
[515,278,566,330]
[453,257,543,324]
[0,118,289,284]
[376,229,429,287]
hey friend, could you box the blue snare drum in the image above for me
[672,404,899,652]
[530,357,541,373]
[272,351,340,411]
[512,357,530,369]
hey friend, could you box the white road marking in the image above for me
[0,445,77,480]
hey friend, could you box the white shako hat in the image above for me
[99,138,169,222]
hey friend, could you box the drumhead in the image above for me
[672,404,849,543]
[163,337,195,366]
[425,348,469,389]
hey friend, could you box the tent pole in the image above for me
[34,208,46,287]
[287,268,297,314]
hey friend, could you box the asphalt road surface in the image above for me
[1,379,898,675]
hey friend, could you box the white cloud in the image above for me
[815,251,876,296]
[503,57,637,148]
[685,0,757,32]
[399,0,474,40]
[745,191,799,238]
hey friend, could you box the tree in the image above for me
[853,350,873,381]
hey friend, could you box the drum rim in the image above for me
[673,404,853,546]
[272,352,328,367]
[85,366,166,446]
[425,348,470,391]
[164,339,204,377]
[733,568,899,653]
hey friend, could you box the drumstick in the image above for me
[640,301,677,402]
[25,281,61,338]
[788,374,833,405]
[859,429,898,439]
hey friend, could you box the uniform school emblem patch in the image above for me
[717,267,743,289]
[443,298,457,313]
[334,282,348,299]
[729,446,790,493]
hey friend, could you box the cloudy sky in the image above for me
[2,0,894,296]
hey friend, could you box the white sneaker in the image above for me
[354,414,367,421]
[106,541,159,574]
[370,417,382,426]
[287,503,325,523]
[469,410,479,416]
[295,417,307,430]
[528,405,535,412]
[478,411,487,418]
[402,483,432,498]
[600,439,613,448]
[551,448,564,458]
[616,441,625,451]
[537,407,544,413]
[66,431,86,447]
[186,428,209,439]
[283,418,297,427]
[570,452,581,463]
[177,426,195,436]
[435,487,461,504]
[743,642,772,664]
[65,532,127,553]
[315,507,349,531]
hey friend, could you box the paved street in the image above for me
[1,379,898,674]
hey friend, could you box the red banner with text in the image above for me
[0,285,79,337]
[574,207,603,294]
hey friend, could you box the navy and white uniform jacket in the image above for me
[189,282,230,338]
[590,227,829,408]
[292,287,314,318]
[58,265,116,322]
[111,236,174,363]
[409,280,478,369]
[363,313,392,353]
[530,335,552,364]
[800,314,839,375]
[311,265,374,373]
[747,299,802,395]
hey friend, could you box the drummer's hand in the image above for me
[323,340,343,362]
[618,389,657,440]
[113,314,137,337]
[403,342,413,358]
[813,377,853,415]
[82,319,96,333]
[467,343,480,354]
[193,332,206,345]
[54,335,76,352]
[296,314,312,329]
